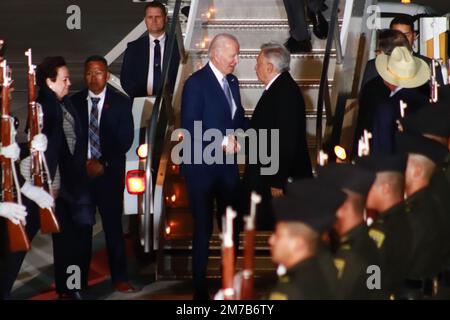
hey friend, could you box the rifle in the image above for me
[357,129,372,157]
[317,150,329,167]
[222,207,237,300]
[240,192,261,300]
[448,59,450,85]
[0,40,5,58]
[25,49,59,234]
[396,100,408,132]
[430,59,439,103]
[1,58,31,252]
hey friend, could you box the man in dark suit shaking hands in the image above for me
[243,43,312,230]
[71,56,135,293]
[180,34,245,300]
[120,1,178,98]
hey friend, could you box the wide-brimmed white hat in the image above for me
[375,46,431,88]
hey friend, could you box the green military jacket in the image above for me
[404,186,447,279]
[269,253,337,300]
[334,224,385,299]
[369,202,413,293]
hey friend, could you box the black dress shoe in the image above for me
[58,291,83,300]
[308,10,329,40]
[284,37,312,53]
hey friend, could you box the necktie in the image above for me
[89,97,101,159]
[153,39,162,95]
[222,77,234,116]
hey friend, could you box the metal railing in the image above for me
[316,0,377,160]
[142,0,185,253]
[315,0,341,158]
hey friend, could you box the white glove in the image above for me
[0,202,27,225]
[31,133,48,152]
[213,289,225,300]
[21,181,54,209]
[0,143,20,161]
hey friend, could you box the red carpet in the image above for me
[30,234,133,300]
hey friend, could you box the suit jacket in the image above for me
[38,86,83,202]
[71,85,134,186]
[180,63,245,177]
[372,87,428,154]
[120,34,179,98]
[244,71,312,190]
[439,84,450,103]
[353,76,391,158]
[70,86,134,225]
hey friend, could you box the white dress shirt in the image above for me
[265,73,281,91]
[147,33,166,96]
[87,87,106,159]
[209,61,237,119]
[389,86,403,97]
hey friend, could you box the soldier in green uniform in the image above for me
[399,104,450,293]
[395,132,450,292]
[358,153,413,296]
[268,178,345,300]
[318,163,385,299]
[400,101,450,212]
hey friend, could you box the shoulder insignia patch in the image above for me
[334,258,346,279]
[269,292,288,300]
[369,229,386,249]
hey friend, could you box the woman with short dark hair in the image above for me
[1,56,85,300]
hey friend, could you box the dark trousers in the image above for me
[0,197,86,299]
[82,176,128,284]
[242,181,274,231]
[185,168,241,292]
[283,0,326,41]
[52,198,92,293]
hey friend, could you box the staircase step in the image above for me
[187,51,336,83]
[158,254,276,280]
[201,0,346,21]
[239,79,331,114]
[195,19,343,51]
[204,19,343,29]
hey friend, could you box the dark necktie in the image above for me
[222,77,234,116]
[89,97,101,159]
[153,39,162,95]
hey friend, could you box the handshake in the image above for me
[222,134,241,154]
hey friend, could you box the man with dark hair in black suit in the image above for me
[71,55,135,293]
[243,42,312,231]
[120,1,179,98]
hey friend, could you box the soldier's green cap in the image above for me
[316,163,376,196]
[272,179,347,233]
[395,131,449,164]
[400,102,450,138]
[357,153,407,173]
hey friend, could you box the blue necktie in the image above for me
[89,97,101,159]
[222,77,234,116]
[153,39,162,95]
